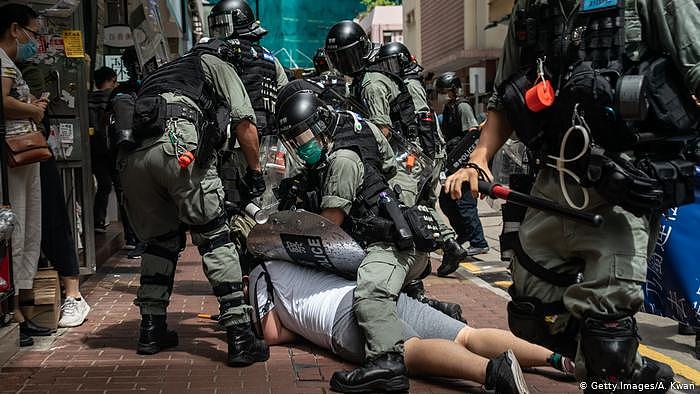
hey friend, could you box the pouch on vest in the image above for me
[402,205,440,252]
[133,95,167,140]
[110,93,137,150]
[639,57,700,134]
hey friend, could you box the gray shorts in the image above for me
[331,292,467,364]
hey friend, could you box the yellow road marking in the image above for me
[460,262,481,273]
[493,281,512,289]
[638,344,700,384]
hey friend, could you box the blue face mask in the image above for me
[16,29,38,63]
[297,139,323,166]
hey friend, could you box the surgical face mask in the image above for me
[16,28,38,63]
[297,139,323,165]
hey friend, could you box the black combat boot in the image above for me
[227,322,270,367]
[137,314,179,355]
[330,352,409,393]
[437,238,470,277]
[485,349,530,394]
[628,357,673,394]
[403,280,466,323]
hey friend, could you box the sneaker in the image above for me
[128,242,147,259]
[58,296,91,327]
[485,349,530,394]
[467,245,490,256]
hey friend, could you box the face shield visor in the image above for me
[326,39,370,76]
[279,106,336,167]
[209,12,266,39]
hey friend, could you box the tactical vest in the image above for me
[138,40,231,115]
[228,39,278,135]
[352,67,418,139]
[333,113,392,243]
[507,1,631,153]
[441,98,470,143]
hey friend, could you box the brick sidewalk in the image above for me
[0,243,578,394]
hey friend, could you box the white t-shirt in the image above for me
[249,260,355,350]
[0,48,37,135]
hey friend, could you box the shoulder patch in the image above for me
[581,0,619,12]
[263,52,275,62]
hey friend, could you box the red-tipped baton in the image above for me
[477,181,604,227]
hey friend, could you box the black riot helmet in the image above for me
[324,20,372,76]
[313,48,330,74]
[208,0,267,40]
[276,80,338,167]
[436,72,462,94]
[375,41,412,75]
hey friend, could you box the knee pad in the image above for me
[507,289,579,357]
[581,314,639,381]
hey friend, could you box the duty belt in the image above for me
[164,103,202,127]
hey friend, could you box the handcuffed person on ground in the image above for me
[247,260,575,394]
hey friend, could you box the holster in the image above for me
[403,205,440,252]
[195,106,228,169]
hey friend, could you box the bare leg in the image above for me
[13,294,25,322]
[404,337,489,383]
[456,327,551,368]
[61,276,81,298]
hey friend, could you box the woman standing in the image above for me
[0,3,52,347]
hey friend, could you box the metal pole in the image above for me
[255,0,260,21]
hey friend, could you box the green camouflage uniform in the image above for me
[322,122,429,360]
[118,54,256,327]
[490,0,700,379]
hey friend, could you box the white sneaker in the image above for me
[58,296,91,327]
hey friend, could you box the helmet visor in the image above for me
[209,13,236,39]
[326,41,368,75]
[279,106,335,166]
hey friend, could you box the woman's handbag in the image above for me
[5,131,52,168]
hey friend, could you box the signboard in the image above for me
[104,55,130,82]
[104,25,134,48]
[62,30,84,58]
[644,168,700,328]
[469,67,486,94]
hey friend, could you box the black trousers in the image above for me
[92,154,138,243]
[40,158,80,277]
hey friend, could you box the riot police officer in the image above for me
[307,48,349,111]
[275,82,430,392]
[324,20,471,275]
[207,0,289,264]
[435,72,489,277]
[118,39,268,367]
[445,0,700,390]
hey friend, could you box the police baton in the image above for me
[477,181,604,227]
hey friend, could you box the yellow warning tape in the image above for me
[493,281,512,289]
[638,344,700,384]
[460,262,481,273]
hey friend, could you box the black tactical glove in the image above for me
[241,167,266,199]
[586,149,663,217]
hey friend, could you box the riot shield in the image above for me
[254,135,287,218]
[247,210,366,279]
[389,130,432,205]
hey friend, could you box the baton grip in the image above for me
[477,181,604,227]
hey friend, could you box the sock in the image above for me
[547,353,575,374]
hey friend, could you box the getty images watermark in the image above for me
[580,381,696,391]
